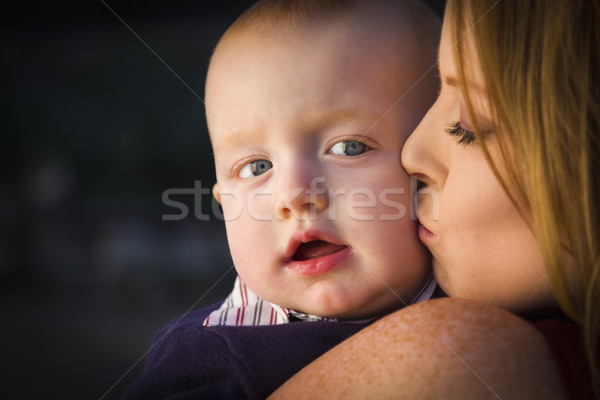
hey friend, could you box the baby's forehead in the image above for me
[210,17,430,93]
[206,1,441,152]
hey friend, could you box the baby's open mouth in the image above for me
[292,240,348,261]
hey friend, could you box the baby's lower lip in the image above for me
[286,247,351,275]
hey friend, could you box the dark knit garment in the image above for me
[123,302,371,399]
[533,319,596,400]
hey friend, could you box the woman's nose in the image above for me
[401,104,448,189]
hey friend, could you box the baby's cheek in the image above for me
[243,191,275,221]
[224,216,262,276]
[343,190,379,221]
[219,191,245,221]
[376,188,411,221]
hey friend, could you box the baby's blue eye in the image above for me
[238,159,273,178]
[329,141,368,156]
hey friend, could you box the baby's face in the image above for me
[206,25,432,319]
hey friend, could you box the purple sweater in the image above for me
[123,302,371,399]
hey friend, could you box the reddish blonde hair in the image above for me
[448,0,600,396]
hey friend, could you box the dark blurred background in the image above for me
[1,0,445,398]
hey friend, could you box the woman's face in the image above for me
[401,15,556,314]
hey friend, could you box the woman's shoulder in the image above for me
[355,298,565,398]
[270,298,566,399]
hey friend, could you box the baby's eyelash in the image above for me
[446,121,475,145]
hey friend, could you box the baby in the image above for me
[125,0,440,398]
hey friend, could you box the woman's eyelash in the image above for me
[446,121,475,144]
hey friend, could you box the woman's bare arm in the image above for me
[269,298,564,399]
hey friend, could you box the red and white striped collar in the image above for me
[203,277,333,327]
[203,274,436,327]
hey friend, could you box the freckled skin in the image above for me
[269,298,564,399]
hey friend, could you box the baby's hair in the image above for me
[222,0,355,38]
[219,0,440,44]
[211,0,441,87]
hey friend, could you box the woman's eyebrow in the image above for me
[443,75,459,87]
[443,75,486,96]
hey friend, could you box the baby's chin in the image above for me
[285,296,400,321]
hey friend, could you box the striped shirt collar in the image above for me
[203,273,436,327]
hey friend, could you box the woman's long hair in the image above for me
[447,0,600,396]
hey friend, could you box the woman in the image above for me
[270,0,600,398]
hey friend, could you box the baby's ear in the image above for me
[212,183,221,204]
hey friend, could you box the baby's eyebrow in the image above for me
[211,131,257,154]
[210,109,388,154]
[298,109,391,139]
[311,108,381,125]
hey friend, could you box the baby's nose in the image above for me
[276,171,329,221]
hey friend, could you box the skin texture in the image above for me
[269,298,564,399]
[269,6,566,400]
[206,5,439,319]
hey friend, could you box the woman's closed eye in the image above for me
[328,140,369,156]
[446,121,476,145]
[238,159,273,178]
